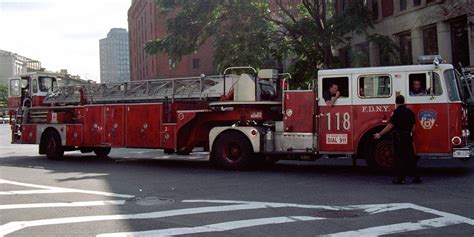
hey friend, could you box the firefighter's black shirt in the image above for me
[323,90,334,102]
[389,105,415,132]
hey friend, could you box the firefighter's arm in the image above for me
[374,123,394,139]
[326,91,340,107]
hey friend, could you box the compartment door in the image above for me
[125,104,163,148]
[103,105,125,147]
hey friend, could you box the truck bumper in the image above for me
[452,146,471,158]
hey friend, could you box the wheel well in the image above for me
[39,128,60,154]
[212,129,254,152]
[356,126,386,158]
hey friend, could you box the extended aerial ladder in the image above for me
[43,75,238,105]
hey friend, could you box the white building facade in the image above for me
[0,50,41,85]
[349,0,473,68]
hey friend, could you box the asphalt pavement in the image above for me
[0,124,473,236]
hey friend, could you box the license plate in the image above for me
[453,149,470,158]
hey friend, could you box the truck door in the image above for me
[406,71,449,154]
[318,75,353,153]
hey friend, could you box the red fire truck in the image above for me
[8,61,471,170]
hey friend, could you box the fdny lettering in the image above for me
[361,105,390,113]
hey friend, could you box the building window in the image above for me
[414,0,421,6]
[371,0,379,20]
[450,17,470,67]
[400,0,407,11]
[192,58,200,69]
[381,0,393,18]
[399,32,412,65]
[423,26,438,55]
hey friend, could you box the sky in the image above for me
[0,0,131,82]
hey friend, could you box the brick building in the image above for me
[128,0,215,81]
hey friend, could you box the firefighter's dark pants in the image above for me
[393,131,418,179]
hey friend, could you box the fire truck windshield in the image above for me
[38,76,57,92]
[444,69,462,102]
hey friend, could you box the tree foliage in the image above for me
[268,0,373,84]
[146,0,374,83]
[0,84,8,108]
[145,0,276,72]
[367,34,400,66]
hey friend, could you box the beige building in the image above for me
[349,0,473,67]
[0,49,42,86]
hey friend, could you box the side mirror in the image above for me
[429,71,436,99]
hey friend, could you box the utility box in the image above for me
[258,69,278,79]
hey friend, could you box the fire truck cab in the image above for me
[313,63,470,169]
[8,72,59,109]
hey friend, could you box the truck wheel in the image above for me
[44,131,64,160]
[94,147,111,158]
[210,131,253,170]
[364,136,395,171]
[164,149,175,154]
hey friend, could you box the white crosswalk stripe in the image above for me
[1,180,473,236]
[0,200,126,210]
[97,216,323,237]
[0,179,134,198]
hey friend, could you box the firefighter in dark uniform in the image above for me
[374,95,422,184]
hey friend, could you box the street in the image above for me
[0,124,473,236]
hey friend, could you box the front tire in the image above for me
[364,135,395,171]
[210,131,253,170]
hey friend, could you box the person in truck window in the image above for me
[323,83,340,107]
[410,78,427,96]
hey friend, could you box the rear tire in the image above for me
[364,135,395,172]
[94,147,111,158]
[44,131,64,160]
[210,131,253,170]
[164,149,175,154]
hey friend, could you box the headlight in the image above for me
[462,129,470,137]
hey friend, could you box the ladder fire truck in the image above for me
[8,61,471,170]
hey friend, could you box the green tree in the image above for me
[267,0,373,81]
[145,0,374,84]
[0,84,8,108]
[145,0,276,72]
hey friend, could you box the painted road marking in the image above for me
[0,200,126,210]
[0,189,73,195]
[1,198,472,236]
[0,179,133,198]
[0,203,272,235]
[99,200,474,237]
[325,217,466,237]
[97,216,322,237]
